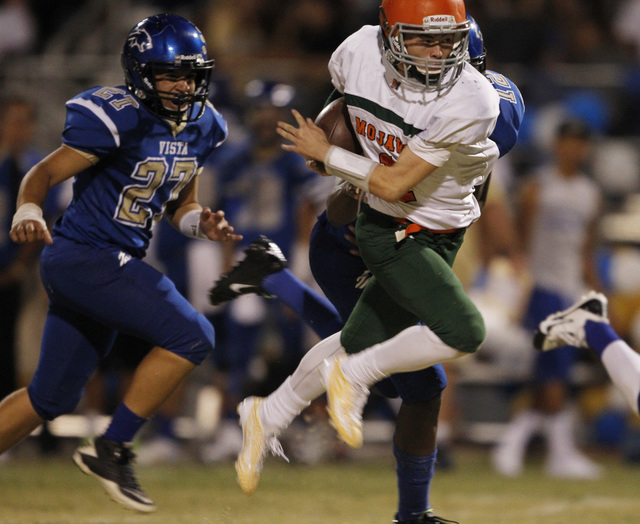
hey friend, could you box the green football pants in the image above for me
[340,205,486,354]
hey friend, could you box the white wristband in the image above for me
[179,209,207,239]
[12,203,47,230]
[323,146,376,193]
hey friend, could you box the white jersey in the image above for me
[528,168,601,298]
[329,25,500,230]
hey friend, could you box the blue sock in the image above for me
[585,320,621,357]
[263,269,343,338]
[394,443,436,521]
[103,402,148,443]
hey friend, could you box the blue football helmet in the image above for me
[466,14,487,73]
[121,13,214,123]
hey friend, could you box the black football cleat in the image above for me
[209,235,287,306]
[393,510,459,523]
[73,436,155,513]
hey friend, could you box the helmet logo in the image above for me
[127,27,153,53]
[175,54,205,66]
[422,15,456,28]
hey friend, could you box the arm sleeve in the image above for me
[62,98,120,158]
[410,81,499,167]
[407,136,454,167]
[328,37,349,93]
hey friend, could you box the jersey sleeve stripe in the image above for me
[66,98,121,148]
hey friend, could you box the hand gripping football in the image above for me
[315,96,362,153]
[311,97,362,172]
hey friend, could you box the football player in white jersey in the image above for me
[236,1,500,522]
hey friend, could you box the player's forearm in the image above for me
[367,169,414,202]
[168,203,209,240]
[322,147,406,202]
[324,145,436,203]
[17,167,54,208]
[168,203,200,229]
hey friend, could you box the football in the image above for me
[314,97,362,154]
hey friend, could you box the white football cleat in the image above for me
[235,397,287,495]
[320,356,369,449]
[534,291,608,351]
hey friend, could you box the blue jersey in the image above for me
[54,85,228,258]
[484,70,525,158]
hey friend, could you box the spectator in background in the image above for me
[0,0,36,58]
[492,119,605,479]
[0,97,70,458]
[0,97,45,404]
[613,0,640,61]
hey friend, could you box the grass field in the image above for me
[1,444,639,524]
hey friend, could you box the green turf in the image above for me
[0,446,638,523]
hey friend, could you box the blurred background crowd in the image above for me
[2,0,640,478]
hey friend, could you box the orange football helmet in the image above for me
[379,0,469,92]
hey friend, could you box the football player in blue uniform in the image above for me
[0,14,241,513]
[210,12,524,524]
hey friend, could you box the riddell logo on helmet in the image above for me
[175,54,205,65]
[423,15,456,27]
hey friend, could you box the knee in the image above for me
[340,324,369,354]
[396,365,448,404]
[189,315,216,365]
[457,314,486,354]
[27,384,82,420]
[168,314,215,365]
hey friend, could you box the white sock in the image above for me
[499,409,543,449]
[602,340,640,416]
[260,332,345,433]
[259,377,309,435]
[342,324,465,387]
[543,408,581,459]
[290,332,345,399]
